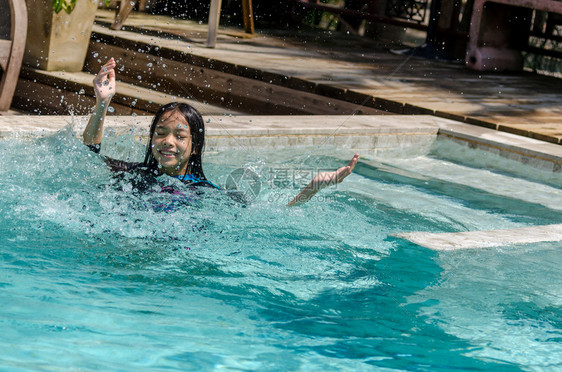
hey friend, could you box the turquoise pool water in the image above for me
[1,128,561,370]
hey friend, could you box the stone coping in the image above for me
[436,120,562,166]
[1,114,561,169]
[0,114,439,136]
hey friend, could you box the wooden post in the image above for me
[206,0,223,48]
[111,0,136,30]
[241,0,254,34]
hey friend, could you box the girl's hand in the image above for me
[92,58,116,104]
[287,154,359,206]
[310,153,360,190]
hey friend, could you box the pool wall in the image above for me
[0,114,560,173]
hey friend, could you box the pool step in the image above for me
[13,67,241,116]
[395,224,562,251]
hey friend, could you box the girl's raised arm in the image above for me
[82,58,117,146]
[287,153,360,207]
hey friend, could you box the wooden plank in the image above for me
[84,40,386,115]
[12,78,138,115]
[13,67,241,116]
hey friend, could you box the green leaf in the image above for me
[52,0,63,14]
[52,0,109,14]
[52,0,77,14]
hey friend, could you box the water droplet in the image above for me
[137,75,142,80]
[206,119,210,123]
[93,52,99,58]
[199,128,203,132]
[147,62,153,68]
[108,106,115,113]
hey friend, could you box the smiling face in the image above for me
[150,109,193,176]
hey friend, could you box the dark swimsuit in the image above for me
[87,143,218,188]
[87,144,221,212]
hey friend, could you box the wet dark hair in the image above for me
[143,102,207,180]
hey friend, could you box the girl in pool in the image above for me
[83,58,359,206]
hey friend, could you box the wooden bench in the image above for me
[466,0,562,71]
[0,0,27,111]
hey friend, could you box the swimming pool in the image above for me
[1,126,561,370]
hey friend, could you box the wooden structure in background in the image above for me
[0,0,27,111]
[466,0,562,71]
[292,0,469,44]
[206,0,254,48]
[109,0,255,46]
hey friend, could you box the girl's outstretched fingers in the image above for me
[287,154,360,206]
[348,153,360,171]
[336,153,360,184]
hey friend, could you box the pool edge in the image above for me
[1,114,560,172]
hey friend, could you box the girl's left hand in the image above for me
[310,153,360,191]
[286,154,359,206]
